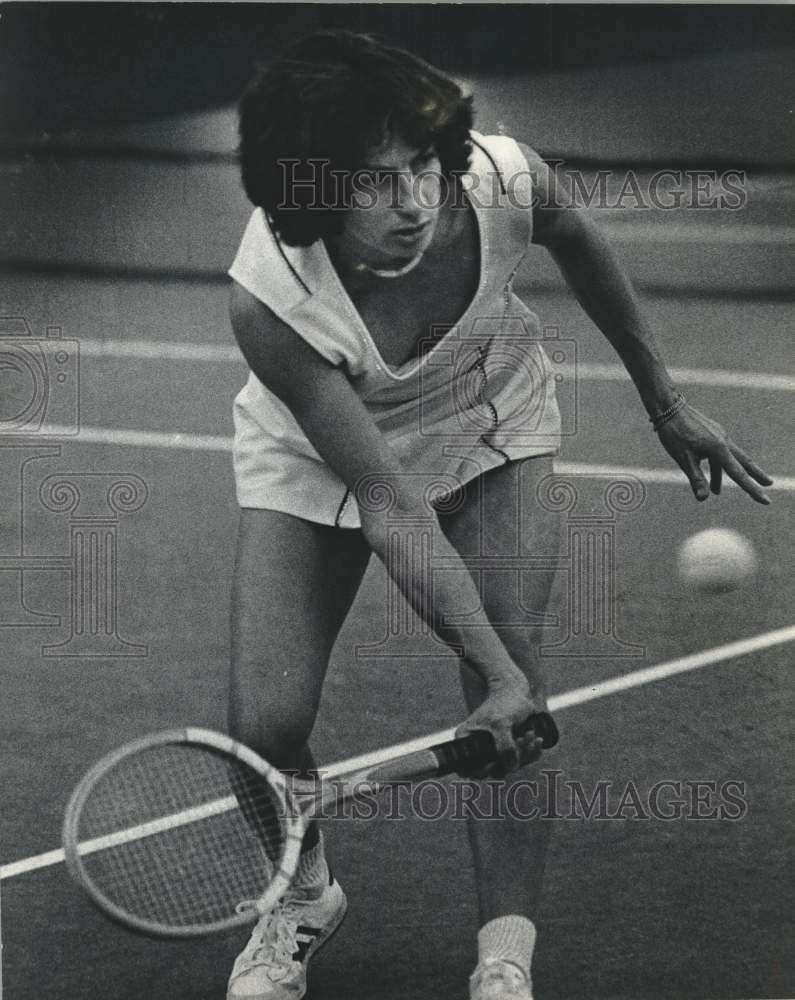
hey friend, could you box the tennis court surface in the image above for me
[1,14,793,1000]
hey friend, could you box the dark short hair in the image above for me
[237,30,474,246]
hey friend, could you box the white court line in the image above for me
[78,340,241,363]
[75,340,795,393]
[322,626,795,776]
[554,461,795,491]
[566,364,795,393]
[599,223,795,246]
[1,625,793,883]
[72,796,237,858]
[26,426,795,491]
[36,424,234,451]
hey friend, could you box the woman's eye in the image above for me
[359,170,395,188]
[415,150,437,169]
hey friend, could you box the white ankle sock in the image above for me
[293,832,328,888]
[478,915,536,981]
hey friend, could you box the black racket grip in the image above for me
[436,711,559,777]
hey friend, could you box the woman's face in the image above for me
[334,132,443,270]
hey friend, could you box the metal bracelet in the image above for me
[651,392,687,431]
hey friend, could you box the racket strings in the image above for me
[73,744,294,930]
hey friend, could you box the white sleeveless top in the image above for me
[229,132,561,528]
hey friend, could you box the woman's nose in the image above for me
[394,170,417,209]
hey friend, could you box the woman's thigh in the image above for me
[437,456,563,706]
[229,507,371,762]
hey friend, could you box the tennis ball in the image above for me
[676,528,759,593]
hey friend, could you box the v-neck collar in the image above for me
[315,172,488,382]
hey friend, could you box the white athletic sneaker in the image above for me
[227,876,347,1000]
[469,958,534,1000]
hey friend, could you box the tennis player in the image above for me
[225,30,771,1000]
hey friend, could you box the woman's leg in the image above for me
[437,456,563,925]
[229,507,371,839]
[227,509,371,1000]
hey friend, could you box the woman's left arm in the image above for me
[519,142,773,504]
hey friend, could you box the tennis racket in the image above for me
[62,713,558,938]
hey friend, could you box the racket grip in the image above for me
[518,710,559,749]
[437,711,559,777]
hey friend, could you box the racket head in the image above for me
[62,728,306,938]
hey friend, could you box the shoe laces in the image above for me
[234,897,303,982]
[472,958,529,996]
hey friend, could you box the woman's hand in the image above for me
[455,677,545,777]
[656,403,773,504]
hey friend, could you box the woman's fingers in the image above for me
[516,734,544,767]
[709,457,723,495]
[718,447,771,504]
[455,722,541,778]
[672,440,772,505]
[674,450,709,501]
[660,410,773,504]
[730,442,774,486]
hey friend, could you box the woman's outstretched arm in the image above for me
[520,142,773,505]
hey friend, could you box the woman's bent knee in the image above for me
[228,702,315,769]
[229,658,319,765]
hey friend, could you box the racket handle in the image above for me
[436,711,559,777]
